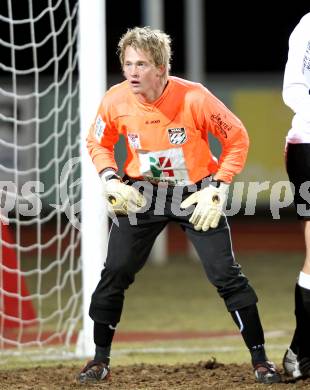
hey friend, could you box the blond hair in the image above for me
[117,26,171,78]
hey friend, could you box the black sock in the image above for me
[289,283,302,355]
[94,345,111,365]
[93,321,116,365]
[231,304,267,366]
[250,345,268,366]
[289,328,299,355]
[295,284,310,359]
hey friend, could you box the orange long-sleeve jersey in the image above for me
[87,76,249,185]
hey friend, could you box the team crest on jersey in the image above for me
[167,127,187,145]
[95,115,106,142]
[127,133,141,149]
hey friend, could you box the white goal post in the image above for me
[0,0,108,359]
[76,0,108,358]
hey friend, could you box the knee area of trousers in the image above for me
[104,262,135,277]
[207,272,238,290]
[89,305,121,325]
[204,261,239,283]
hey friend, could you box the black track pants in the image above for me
[89,184,258,325]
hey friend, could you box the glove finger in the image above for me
[127,189,147,212]
[210,212,222,228]
[189,204,203,225]
[132,190,147,207]
[108,203,126,217]
[128,196,146,211]
[192,217,203,231]
[201,209,217,231]
[180,193,198,209]
[189,211,198,225]
[193,209,206,231]
[201,219,210,231]
[194,222,203,231]
[200,211,214,231]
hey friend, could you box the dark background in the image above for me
[106,1,310,75]
[0,1,309,76]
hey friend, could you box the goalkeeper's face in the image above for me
[123,46,166,103]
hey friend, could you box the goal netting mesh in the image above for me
[0,0,82,358]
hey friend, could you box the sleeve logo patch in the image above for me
[95,115,106,142]
[127,133,141,149]
[210,113,232,138]
[167,127,187,145]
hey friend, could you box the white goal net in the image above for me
[0,0,82,358]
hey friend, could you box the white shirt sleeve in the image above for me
[282,13,310,123]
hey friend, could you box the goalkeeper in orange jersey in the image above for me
[78,26,281,385]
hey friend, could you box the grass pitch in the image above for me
[1,251,302,372]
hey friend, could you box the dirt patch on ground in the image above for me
[1,360,310,390]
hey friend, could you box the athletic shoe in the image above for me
[254,361,282,384]
[78,360,110,383]
[282,347,302,378]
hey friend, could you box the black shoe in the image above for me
[254,361,282,384]
[78,360,110,383]
[299,357,310,378]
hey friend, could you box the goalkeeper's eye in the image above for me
[108,195,117,205]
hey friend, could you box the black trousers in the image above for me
[89,182,258,325]
[286,143,310,220]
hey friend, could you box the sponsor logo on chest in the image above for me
[137,148,190,185]
[167,127,187,145]
[149,156,174,178]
